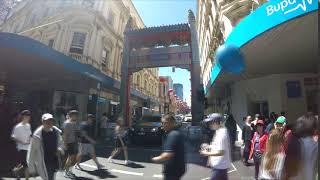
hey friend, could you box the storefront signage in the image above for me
[266,0,313,16]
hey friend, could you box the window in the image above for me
[107,11,115,26]
[48,39,54,48]
[101,49,109,68]
[69,32,86,54]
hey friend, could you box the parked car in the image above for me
[184,114,192,122]
[129,114,164,144]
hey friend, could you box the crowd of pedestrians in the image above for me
[240,112,319,180]
[8,108,318,180]
[9,109,134,180]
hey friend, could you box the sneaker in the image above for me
[97,164,105,170]
[107,157,114,163]
[64,171,76,179]
[75,164,84,171]
[124,160,132,165]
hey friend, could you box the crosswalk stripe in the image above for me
[153,174,163,178]
[111,169,144,176]
[79,163,97,169]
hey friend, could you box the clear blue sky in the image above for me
[132,0,196,106]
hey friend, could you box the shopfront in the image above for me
[204,0,318,125]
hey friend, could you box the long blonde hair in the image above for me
[265,129,284,171]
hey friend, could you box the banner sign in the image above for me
[129,46,192,69]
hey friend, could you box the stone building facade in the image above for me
[0,0,160,116]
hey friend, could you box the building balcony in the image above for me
[68,52,102,72]
[220,0,254,26]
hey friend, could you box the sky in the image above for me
[132,0,197,106]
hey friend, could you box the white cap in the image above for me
[42,113,55,121]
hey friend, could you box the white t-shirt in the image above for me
[11,122,32,151]
[209,127,232,169]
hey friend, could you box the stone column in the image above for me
[119,19,132,126]
[55,24,64,50]
[89,25,98,59]
[189,10,204,125]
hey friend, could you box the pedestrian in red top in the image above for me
[249,119,268,180]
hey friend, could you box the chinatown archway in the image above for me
[120,10,204,126]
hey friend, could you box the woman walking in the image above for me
[107,119,132,165]
[249,119,268,180]
[259,129,285,180]
[242,115,253,166]
[11,110,32,180]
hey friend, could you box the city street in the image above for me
[1,140,254,180]
[0,0,318,179]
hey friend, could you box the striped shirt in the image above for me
[259,153,285,180]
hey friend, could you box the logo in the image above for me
[266,0,313,16]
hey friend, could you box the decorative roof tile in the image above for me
[126,23,190,36]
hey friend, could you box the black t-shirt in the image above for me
[80,122,94,143]
[242,124,253,141]
[42,129,58,168]
[163,130,185,176]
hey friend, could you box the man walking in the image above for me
[75,114,104,170]
[27,113,65,180]
[63,110,79,179]
[11,110,32,179]
[152,114,185,180]
[200,113,231,180]
[242,115,253,166]
[100,113,108,140]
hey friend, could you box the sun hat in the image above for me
[204,113,224,123]
[42,113,55,122]
[276,116,286,124]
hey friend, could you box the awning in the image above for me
[205,0,318,94]
[0,33,155,100]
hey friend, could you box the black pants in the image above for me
[211,168,228,180]
[17,150,28,167]
[46,164,57,180]
[243,140,251,163]
[253,151,262,179]
[164,175,182,180]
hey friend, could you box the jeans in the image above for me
[243,140,251,163]
[253,151,262,179]
[211,168,228,180]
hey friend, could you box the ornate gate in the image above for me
[120,10,204,126]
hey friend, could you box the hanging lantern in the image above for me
[215,44,245,74]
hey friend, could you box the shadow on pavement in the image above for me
[75,177,94,180]
[80,169,117,179]
[112,162,146,169]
